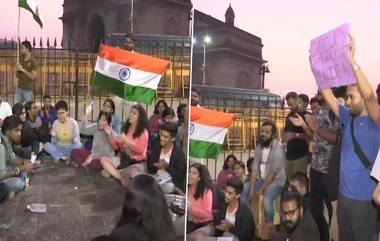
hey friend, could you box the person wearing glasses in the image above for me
[43,100,82,164]
[275,188,319,241]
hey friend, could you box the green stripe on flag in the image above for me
[189,139,223,160]
[92,71,157,105]
[18,0,43,28]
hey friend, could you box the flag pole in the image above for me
[17,6,21,62]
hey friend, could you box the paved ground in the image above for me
[0,157,127,241]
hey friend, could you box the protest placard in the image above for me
[310,23,356,89]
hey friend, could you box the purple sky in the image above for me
[1,0,379,97]
[1,0,63,44]
[195,0,380,97]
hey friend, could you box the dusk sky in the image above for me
[1,0,379,97]
[195,0,380,97]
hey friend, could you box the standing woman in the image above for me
[149,100,168,137]
[102,99,122,134]
[187,163,214,241]
[216,154,237,190]
[100,105,149,186]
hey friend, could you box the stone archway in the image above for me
[89,14,105,52]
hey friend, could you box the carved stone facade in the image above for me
[192,6,266,90]
[61,0,192,50]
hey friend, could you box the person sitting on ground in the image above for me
[251,121,286,224]
[289,172,330,241]
[91,175,178,241]
[214,177,255,241]
[274,188,319,241]
[71,105,116,172]
[24,101,49,142]
[163,107,176,124]
[232,161,251,205]
[0,115,36,199]
[216,154,237,191]
[37,95,57,143]
[38,95,57,128]
[102,99,122,134]
[44,100,82,164]
[186,163,214,241]
[149,100,168,137]
[148,121,186,194]
[162,107,184,146]
[100,104,149,186]
[12,103,42,159]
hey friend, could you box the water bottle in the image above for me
[27,203,47,213]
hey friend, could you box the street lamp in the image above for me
[259,63,270,89]
[202,35,211,85]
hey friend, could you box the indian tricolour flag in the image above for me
[92,44,170,105]
[190,106,236,159]
[18,0,43,28]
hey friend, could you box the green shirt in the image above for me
[16,55,38,91]
[0,133,17,180]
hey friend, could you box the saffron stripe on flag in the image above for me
[94,56,162,89]
[189,139,224,160]
[191,106,236,128]
[92,72,156,104]
[99,45,170,74]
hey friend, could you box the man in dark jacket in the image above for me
[289,172,329,241]
[275,189,319,241]
[214,177,255,241]
[148,122,186,193]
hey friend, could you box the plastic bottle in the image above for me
[27,203,47,213]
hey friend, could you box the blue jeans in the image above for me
[44,142,82,161]
[240,181,251,206]
[14,87,34,104]
[256,180,284,222]
[0,167,28,193]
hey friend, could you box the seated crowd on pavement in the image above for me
[0,93,187,240]
[187,36,380,241]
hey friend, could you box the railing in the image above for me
[190,84,288,179]
[0,35,191,122]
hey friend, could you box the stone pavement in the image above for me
[0,157,127,241]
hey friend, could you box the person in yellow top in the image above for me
[15,41,38,104]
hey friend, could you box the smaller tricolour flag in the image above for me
[190,106,236,159]
[92,45,170,105]
[18,0,43,28]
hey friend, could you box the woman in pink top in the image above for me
[216,154,238,190]
[187,163,214,241]
[149,100,167,137]
[100,105,149,186]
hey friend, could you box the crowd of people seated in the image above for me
[0,93,188,241]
